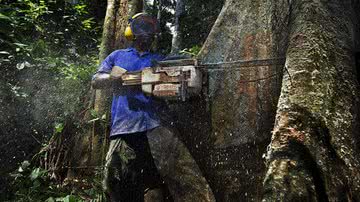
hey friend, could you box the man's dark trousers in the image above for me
[103,126,215,202]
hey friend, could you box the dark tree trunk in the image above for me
[262,1,360,201]
[188,0,360,201]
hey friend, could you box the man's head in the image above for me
[124,13,160,51]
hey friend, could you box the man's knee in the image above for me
[147,126,178,147]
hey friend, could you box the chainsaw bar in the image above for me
[121,58,286,101]
[156,58,286,71]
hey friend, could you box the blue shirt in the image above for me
[95,48,164,137]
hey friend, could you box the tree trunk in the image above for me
[65,0,143,179]
[262,1,360,201]
[170,0,185,54]
[152,0,162,51]
[191,0,282,200]
[194,0,360,201]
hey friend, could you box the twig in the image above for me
[29,133,42,145]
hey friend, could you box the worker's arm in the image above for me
[92,50,128,89]
[92,66,127,89]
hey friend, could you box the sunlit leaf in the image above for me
[0,13,11,21]
[21,160,30,170]
[87,117,100,123]
[61,195,77,202]
[13,43,28,47]
[90,109,98,118]
[30,168,41,180]
[55,122,64,133]
[0,51,10,55]
[45,197,56,202]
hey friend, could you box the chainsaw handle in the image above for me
[92,66,127,89]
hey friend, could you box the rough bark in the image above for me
[262,1,360,201]
[99,0,132,61]
[190,0,282,200]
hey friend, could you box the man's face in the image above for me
[134,35,155,51]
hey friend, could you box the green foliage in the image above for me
[10,161,57,201]
[0,0,100,67]
[180,0,224,48]
[54,122,64,134]
[9,161,105,202]
[0,2,102,192]
[180,45,202,56]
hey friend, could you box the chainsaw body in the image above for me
[121,59,202,101]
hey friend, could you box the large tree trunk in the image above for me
[189,0,360,201]
[191,0,282,200]
[262,1,360,201]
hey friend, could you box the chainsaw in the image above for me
[120,58,285,101]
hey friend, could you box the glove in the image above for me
[110,66,127,81]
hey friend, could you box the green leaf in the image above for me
[55,122,64,133]
[61,195,77,202]
[13,42,28,47]
[45,197,56,202]
[30,168,42,180]
[19,160,30,172]
[0,13,11,21]
[30,168,47,180]
[90,109,98,118]
[0,51,10,55]
[32,179,41,188]
[0,59,10,62]
[87,117,99,123]
[180,45,202,56]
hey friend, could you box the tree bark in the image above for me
[170,0,185,54]
[192,0,282,200]
[262,1,360,201]
[193,0,360,200]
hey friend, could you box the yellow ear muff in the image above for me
[124,26,134,41]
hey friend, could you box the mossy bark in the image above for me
[263,1,360,201]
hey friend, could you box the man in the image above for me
[92,13,215,202]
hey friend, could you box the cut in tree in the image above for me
[194,0,282,200]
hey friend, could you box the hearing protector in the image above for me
[124,13,160,41]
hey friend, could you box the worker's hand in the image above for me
[110,66,127,82]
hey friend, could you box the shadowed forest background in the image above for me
[1,0,360,201]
